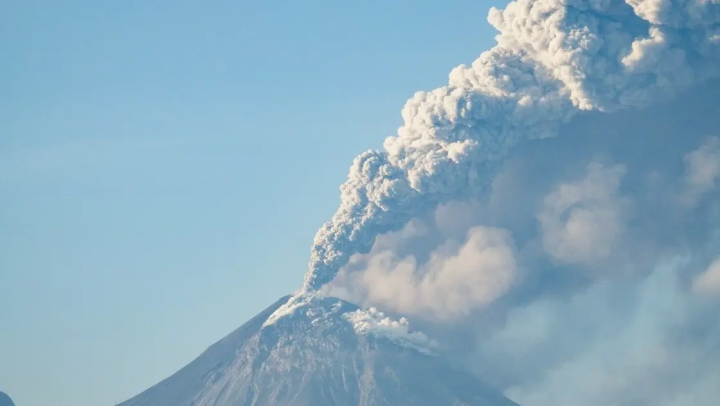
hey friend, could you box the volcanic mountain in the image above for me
[119,296,519,406]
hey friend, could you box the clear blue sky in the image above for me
[0,1,504,405]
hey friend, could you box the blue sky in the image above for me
[0,1,505,405]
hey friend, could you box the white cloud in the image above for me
[538,162,628,267]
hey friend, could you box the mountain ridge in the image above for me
[119,295,518,406]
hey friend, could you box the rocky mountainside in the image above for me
[119,296,518,406]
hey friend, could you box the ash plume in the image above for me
[258,2,720,404]
[302,0,720,293]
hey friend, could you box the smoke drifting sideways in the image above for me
[261,1,720,403]
[256,1,720,403]
[302,0,720,293]
[324,77,720,405]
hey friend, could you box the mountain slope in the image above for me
[119,296,518,406]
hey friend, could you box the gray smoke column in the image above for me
[302,0,720,292]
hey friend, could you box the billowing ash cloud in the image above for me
[259,2,720,404]
[321,91,720,404]
[303,0,720,292]
[326,224,518,320]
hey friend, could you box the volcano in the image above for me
[119,296,518,406]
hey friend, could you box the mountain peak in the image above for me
[120,296,519,406]
[262,295,437,355]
